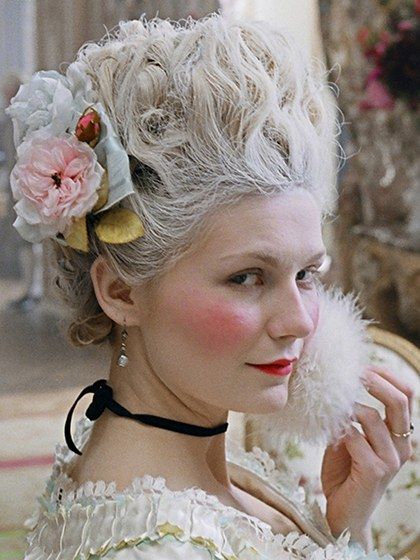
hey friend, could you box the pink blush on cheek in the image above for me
[179,297,255,354]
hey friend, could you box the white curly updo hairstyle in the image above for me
[49,12,343,348]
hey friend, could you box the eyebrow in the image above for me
[220,249,327,267]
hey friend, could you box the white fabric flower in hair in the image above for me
[5,71,74,147]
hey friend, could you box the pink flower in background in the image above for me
[357,26,391,62]
[397,20,415,33]
[10,130,104,241]
[359,67,395,110]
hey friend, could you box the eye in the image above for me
[229,267,322,289]
[229,271,263,287]
[296,267,321,285]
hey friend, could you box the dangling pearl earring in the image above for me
[117,320,128,367]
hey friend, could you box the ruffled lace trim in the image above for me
[24,416,396,560]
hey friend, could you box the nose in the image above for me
[266,285,315,340]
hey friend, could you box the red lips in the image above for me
[251,363,294,377]
[254,358,297,367]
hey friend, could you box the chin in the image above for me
[234,386,288,415]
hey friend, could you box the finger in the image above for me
[362,369,413,462]
[342,427,390,518]
[365,364,416,417]
[343,425,374,463]
[342,425,385,481]
[352,402,401,468]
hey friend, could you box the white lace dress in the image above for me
[23,417,397,560]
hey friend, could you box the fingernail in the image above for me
[361,377,372,391]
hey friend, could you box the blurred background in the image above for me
[0,1,419,558]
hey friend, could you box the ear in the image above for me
[90,255,138,326]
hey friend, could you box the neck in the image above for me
[81,343,233,493]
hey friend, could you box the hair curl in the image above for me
[48,12,344,347]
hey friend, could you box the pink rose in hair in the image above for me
[10,130,104,242]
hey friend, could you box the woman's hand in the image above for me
[320,365,415,551]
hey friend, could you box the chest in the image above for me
[227,459,333,548]
[229,481,302,535]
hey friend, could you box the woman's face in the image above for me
[133,190,326,414]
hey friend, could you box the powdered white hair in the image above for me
[49,12,344,346]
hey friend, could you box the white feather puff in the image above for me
[245,284,375,447]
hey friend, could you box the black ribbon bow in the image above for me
[64,379,110,455]
[64,379,229,455]
[85,379,113,420]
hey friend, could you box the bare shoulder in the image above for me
[67,454,122,488]
[66,431,141,491]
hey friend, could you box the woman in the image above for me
[7,13,414,559]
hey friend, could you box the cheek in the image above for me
[169,292,256,355]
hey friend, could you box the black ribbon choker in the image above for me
[65,379,229,455]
